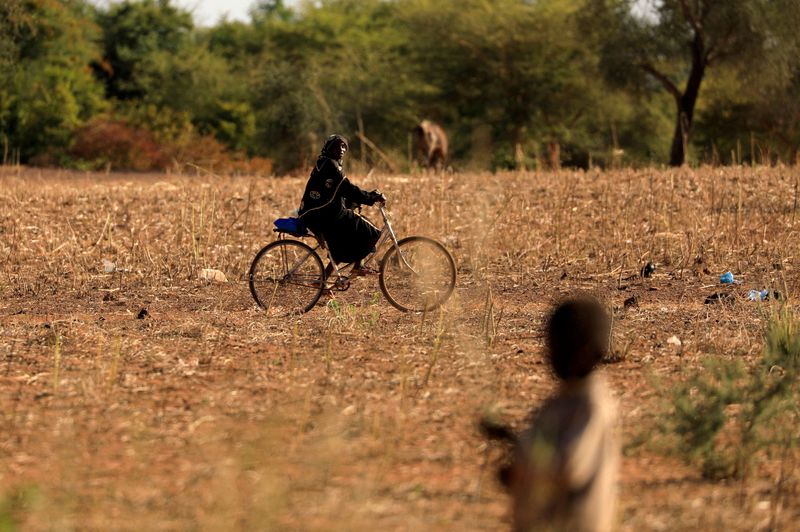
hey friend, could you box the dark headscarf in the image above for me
[320,134,349,161]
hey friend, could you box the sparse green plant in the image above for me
[0,485,38,532]
[661,305,800,479]
[356,293,382,329]
[326,298,358,330]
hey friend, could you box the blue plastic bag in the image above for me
[719,271,736,284]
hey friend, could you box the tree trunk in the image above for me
[669,34,706,167]
[547,141,561,170]
[513,126,526,170]
[514,142,526,170]
[668,107,690,167]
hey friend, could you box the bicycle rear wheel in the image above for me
[248,239,325,316]
[379,236,456,312]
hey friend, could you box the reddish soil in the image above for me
[1,166,798,530]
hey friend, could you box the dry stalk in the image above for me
[768,433,795,530]
[106,336,122,394]
[324,333,332,375]
[420,307,446,389]
[482,285,503,348]
[94,213,111,247]
[52,332,62,392]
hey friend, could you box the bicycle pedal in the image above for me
[333,279,351,291]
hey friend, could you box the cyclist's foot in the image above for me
[350,265,378,277]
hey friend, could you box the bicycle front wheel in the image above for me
[379,236,456,312]
[248,239,325,316]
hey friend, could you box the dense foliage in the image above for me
[1,0,798,172]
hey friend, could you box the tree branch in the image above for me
[705,43,715,64]
[678,0,702,36]
[639,62,682,102]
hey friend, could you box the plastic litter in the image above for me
[641,262,656,278]
[719,271,737,284]
[747,289,770,301]
[198,268,228,283]
[102,259,129,273]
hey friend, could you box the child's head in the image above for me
[546,296,610,380]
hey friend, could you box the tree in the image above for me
[95,0,256,154]
[246,0,429,172]
[590,0,800,166]
[0,0,27,153]
[93,0,194,101]
[296,0,429,165]
[402,0,606,169]
[0,1,25,70]
[1,0,106,162]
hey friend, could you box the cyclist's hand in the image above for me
[368,190,386,205]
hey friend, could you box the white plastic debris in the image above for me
[102,259,117,273]
[198,268,228,283]
[667,335,682,347]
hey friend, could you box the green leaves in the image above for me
[94,0,194,101]
[664,307,800,479]
[4,0,800,169]
[1,0,105,161]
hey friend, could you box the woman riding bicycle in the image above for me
[249,138,455,314]
[298,135,384,277]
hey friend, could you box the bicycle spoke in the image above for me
[249,240,325,316]
[380,237,455,312]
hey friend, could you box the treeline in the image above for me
[1,0,799,174]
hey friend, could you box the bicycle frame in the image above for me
[254,200,456,313]
[363,205,403,266]
[278,203,415,287]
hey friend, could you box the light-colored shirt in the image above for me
[509,373,619,532]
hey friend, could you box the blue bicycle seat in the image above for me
[273,217,309,237]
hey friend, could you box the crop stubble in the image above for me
[0,166,798,530]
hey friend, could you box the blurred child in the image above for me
[483,297,619,532]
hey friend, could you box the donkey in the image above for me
[412,120,448,169]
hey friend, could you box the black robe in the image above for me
[298,157,380,264]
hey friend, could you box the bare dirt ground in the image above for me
[1,165,798,530]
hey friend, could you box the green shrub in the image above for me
[663,306,799,479]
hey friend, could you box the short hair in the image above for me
[546,297,610,380]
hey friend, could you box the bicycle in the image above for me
[248,201,456,316]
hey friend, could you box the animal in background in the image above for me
[412,120,448,169]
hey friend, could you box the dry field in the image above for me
[1,165,798,530]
